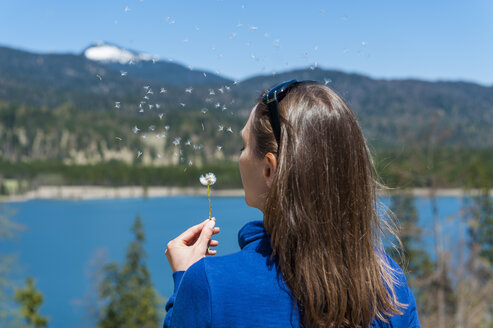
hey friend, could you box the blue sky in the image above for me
[1,0,492,85]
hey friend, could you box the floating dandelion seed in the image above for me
[185,139,191,146]
[149,125,156,131]
[183,38,189,43]
[115,137,122,141]
[155,104,160,109]
[222,105,227,111]
[133,125,140,134]
[142,134,147,139]
[209,89,215,95]
[237,22,243,28]
[179,103,186,107]
[120,71,127,77]
[129,59,134,65]
[218,125,224,131]
[96,74,102,80]
[115,102,121,109]
[248,25,258,31]
[215,102,221,108]
[144,85,150,90]
[233,80,239,85]
[143,95,150,100]
[188,65,193,70]
[217,145,223,151]
[137,150,143,158]
[203,72,207,77]
[188,160,193,166]
[361,41,367,47]
[185,87,193,93]
[324,78,332,85]
[125,6,130,12]
[157,154,162,158]
[173,137,181,146]
[225,86,231,91]
[218,87,224,94]
[148,104,154,110]
[158,113,164,120]
[147,89,154,95]
[201,108,208,114]
[226,127,233,133]
[165,125,170,131]
[160,88,167,94]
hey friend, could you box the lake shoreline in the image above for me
[1,185,490,203]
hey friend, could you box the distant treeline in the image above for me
[0,147,492,192]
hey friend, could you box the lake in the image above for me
[0,195,471,327]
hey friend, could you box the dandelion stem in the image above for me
[207,184,211,220]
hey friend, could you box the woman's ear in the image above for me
[263,152,277,188]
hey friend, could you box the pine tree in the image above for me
[14,277,49,328]
[98,215,164,328]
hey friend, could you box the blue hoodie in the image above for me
[163,220,421,328]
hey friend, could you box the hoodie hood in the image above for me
[238,220,269,250]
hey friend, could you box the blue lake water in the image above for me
[0,195,473,327]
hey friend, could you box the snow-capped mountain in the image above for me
[83,42,155,64]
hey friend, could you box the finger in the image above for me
[197,219,215,249]
[178,218,212,243]
[209,240,219,247]
[212,227,220,235]
[206,249,217,256]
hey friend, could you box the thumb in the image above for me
[197,218,215,249]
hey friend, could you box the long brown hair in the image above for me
[252,82,407,327]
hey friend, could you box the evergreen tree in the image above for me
[98,215,164,328]
[0,204,23,327]
[388,192,434,281]
[14,277,49,328]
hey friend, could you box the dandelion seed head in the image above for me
[200,173,216,186]
[115,102,121,109]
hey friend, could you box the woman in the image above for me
[163,80,421,327]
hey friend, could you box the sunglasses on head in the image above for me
[262,79,318,152]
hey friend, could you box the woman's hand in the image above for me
[165,217,220,272]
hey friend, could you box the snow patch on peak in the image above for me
[84,43,153,64]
